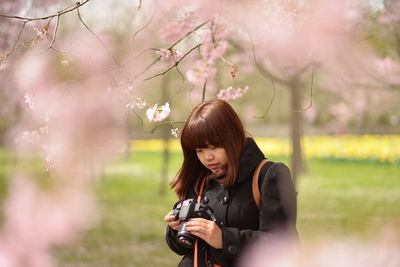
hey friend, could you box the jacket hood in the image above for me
[236,137,265,184]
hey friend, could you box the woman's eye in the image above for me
[195,149,203,153]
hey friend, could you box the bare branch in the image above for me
[0,1,91,61]
[201,83,207,102]
[253,79,276,119]
[297,65,315,112]
[143,44,201,81]
[0,0,91,22]
[11,21,28,53]
[132,0,157,41]
[169,20,209,49]
[77,7,120,66]
[108,48,154,72]
[41,15,60,53]
[150,121,185,134]
[248,32,279,119]
[134,20,209,78]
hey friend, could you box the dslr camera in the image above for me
[172,198,216,248]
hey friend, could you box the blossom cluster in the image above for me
[156,48,182,62]
[217,86,249,101]
[159,12,196,42]
[146,102,171,122]
[186,20,229,85]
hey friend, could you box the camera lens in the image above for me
[177,223,195,248]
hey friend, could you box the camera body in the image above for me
[172,198,216,248]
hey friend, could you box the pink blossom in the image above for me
[373,56,400,84]
[0,61,7,70]
[156,49,172,60]
[126,97,147,110]
[156,48,182,62]
[23,94,36,110]
[159,13,196,42]
[186,61,217,85]
[146,102,171,122]
[239,231,400,267]
[15,130,41,145]
[217,86,249,101]
[171,128,179,138]
[200,39,228,64]
[0,174,96,267]
[379,2,400,24]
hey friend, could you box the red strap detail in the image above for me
[252,159,269,208]
[194,176,207,267]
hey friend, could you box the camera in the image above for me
[172,198,216,248]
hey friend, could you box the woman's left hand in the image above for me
[185,218,222,249]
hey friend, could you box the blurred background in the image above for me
[0,0,399,266]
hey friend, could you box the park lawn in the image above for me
[48,151,398,266]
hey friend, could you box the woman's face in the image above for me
[195,145,228,177]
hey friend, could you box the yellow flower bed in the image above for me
[131,135,400,164]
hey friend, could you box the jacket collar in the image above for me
[236,137,265,184]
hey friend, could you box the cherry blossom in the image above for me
[171,128,179,138]
[146,102,171,122]
[0,61,7,70]
[217,86,249,101]
[159,12,197,42]
[156,48,182,61]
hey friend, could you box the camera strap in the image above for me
[252,159,270,208]
[194,176,207,267]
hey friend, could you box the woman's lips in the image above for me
[208,163,219,169]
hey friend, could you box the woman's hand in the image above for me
[163,211,181,231]
[185,218,222,249]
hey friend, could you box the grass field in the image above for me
[52,150,400,267]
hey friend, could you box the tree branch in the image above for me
[41,15,60,53]
[132,0,157,41]
[77,7,120,66]
[143,44,201,81]
[150,121,185,134]
[134,20,209,79]
[0,0,91,21]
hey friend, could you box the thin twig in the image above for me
[109,48,154,72]
[77,7,120,66]
[134,20,209,79]
[299,65,314,112]
[169,65,187,102]
[150,121,185,134]
[248,32,279,119]
[143,44,201,81]
[0,0,91,21]
[11,21,27,53]
[201,83,207,102]
[132,109,144,129]
[132,0,156,41]
[169,20,209,49]
[42,15,60,53]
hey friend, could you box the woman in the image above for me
[164,99,298,267]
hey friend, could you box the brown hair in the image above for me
[171,99,247,199]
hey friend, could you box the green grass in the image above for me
[1,150,399,266]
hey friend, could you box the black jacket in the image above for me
[166,138,298,267]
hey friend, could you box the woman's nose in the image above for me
[204,150,214,160]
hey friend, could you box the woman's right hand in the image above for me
[163,211,181,231]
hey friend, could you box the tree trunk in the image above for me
[289,79,303,186]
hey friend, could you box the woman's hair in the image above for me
[171,99,247,199]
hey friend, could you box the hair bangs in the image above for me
[181,116,222,151]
